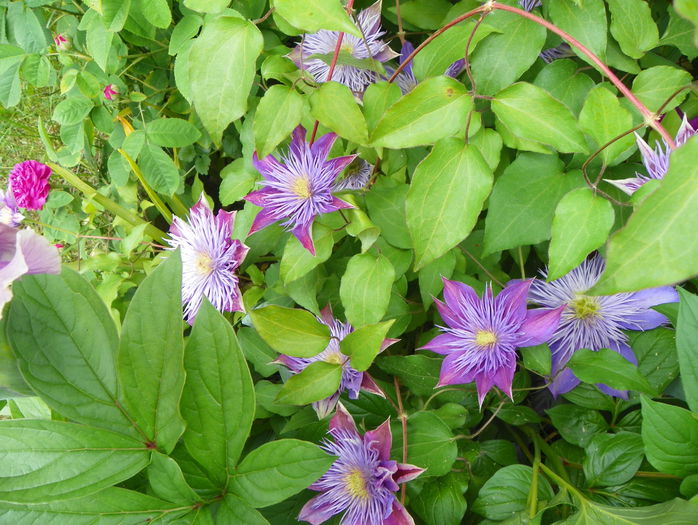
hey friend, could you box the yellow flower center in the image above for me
[291,176,313,199]
[340,41,355,54]
[475,330,498,347]
[324,352,345,366]
[570,295,600,320]
[344,468,369,501]
[195,253,214,276]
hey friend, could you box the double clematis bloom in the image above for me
[9,160,51,211]
[422,279,563,406]
[276,306,396,418]
[299,404,424,525]
[288,0,398,93]
[528,255,679,397]
[166,195,249,324]
[606,114,698,195]
[245,126,355,255]
[385,41,465,95]
[333,159,372,192]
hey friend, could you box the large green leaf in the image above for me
[578,85,634,165]
[606,0,659,59]
[189,17,263,143]
[492,82,588,153]
[138,144,180,196]
[340,320,394,371]
[391,412,456,478]
[184,0,230,13]
[272,0,360,37]
[365,177,411,249]
[280,223,334,284]
[411,472,469,525]
[146,118,201,148]
[249,305,331,357]
[7,270,135,436]
[254,85,304,158]
[549,0,607,62]
[147,451,200,504]
[406,138,493,270]
[340,252,395,327]
[310,81,369,145]
[592,137,698,294]
[472,465,553,520]
[569,498,698,525]
[631,66,692,114]
[547,404,608,447]
[133,0,171,28]
[181,301,255,485]
[230,439,334,508]
[583,432,644,487]
[118,252,185,452]
[275,361,343,405]
[677,289,698,411]
[217,495,269,524]
[675,0,698,46]
[0,420,149,503]
[568,348,656,395]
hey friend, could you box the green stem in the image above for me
[167,193,190,219]
[528,438,541,518]
[118,150,173,224]
[522,426,570,483]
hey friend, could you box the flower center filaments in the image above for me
[570,295,601,320]
[291,176,313,200]
[195,253,214,276]
[324,352,346,366]
[344,468,370,501]
[475,330,498,348]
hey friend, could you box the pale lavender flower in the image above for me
[276,306,396,418]
[333,159,372,191]
[384,41,465,95]
[245,126,355,255]
[519,0,542,10]
[166,195,249,324]
[422,279,563,406]
[0,189,24,227]
[288,0,398,93]
[607,115,698,195]
[0,224,61,317]
[539,43,575,63]
[528,255,679,397]
[299,404,423,525]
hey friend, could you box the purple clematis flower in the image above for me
[9,160,51,211]
[299,404,424,525]
[277,306,396,418]
[245,126,355,255]
[519,0,542,10]
[539,43,575,63]
[166,195,249,324]
[0,189,24,227]
[0,224,61,317]
[333,159,373,191]
[528,255,679,397]
[384,41,466,95]
[606,114,698,195]
[422,278,564,406]
[288,0,398,93]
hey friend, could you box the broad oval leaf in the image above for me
[631,65,692,114]
[567,348,656,395]
[146,118,201,148]
[280,223,334,284]
[147,451,200,504]
[275,361,343,405]
[549,0,607,62]
[583,432,644,487]
[340,252,395,327]
[340,320,394,372]
[138,144,180,196]
[273,0,361,37]
[606,0,659,59]
[310,81,369,145]
[254,84,304,158]
[249,305,331,357]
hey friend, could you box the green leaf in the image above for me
[632,328,679,394]
[641,397,698,477]
[377,354,442,397]
[190,17,263,144]
[406,138,493,269]
[534,59,596,115]
[0,420,148,503]
[568,348,656,395]
[418,250,456,308]
[7,270,135,435]
[340,252,395,327]
[139,144,180,196]
[571,498,698,525]
[661,6,698,59]
[606,0,659,59]
[492,82,588,153]
[549,0,607,62]
[217,495,269,525]
[472,465,554,520]
[389,0,450,30]
[391,412,456,477]
[411,472,469,525]
[548,188,615,280]
[280,223,334,284]
[547,404,608,447]
[365,177,411,249]
[134,0,171,28]
[483,153,583,255]
[181,301,255,485]
[230,439,334,508]
[146,118,201,148]
[118,252,185,453]
[371,76,472,149]
[310,81,369,145]
[249,305,331,357]
[583,432,644,487]
[678,289,698,411]
[578,85,634,165]
[276,361,343,405]
[170,15,203,55]
[254,85,304,158]
[102,0,131,32]
[340,320,394,371]
[52,97,93,126]
[591,137,698,294]
[522,344,552,377]
[676,0,698,46]
[272,0,361,37]
[184,0,230,13]
[148,451,200,504]
[631,66,692,114]
[362,81,401,134]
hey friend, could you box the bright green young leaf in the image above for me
[631,65,692,114]
[147,451,200,504]
[606,0,659,59]
[273,0,361,37]
[230,439,334,508]
[406,138,493,269]
[146,118,201,148]
[219,158,257,206]
[548,188,615,280]
[169,15,203,55]
[217,495,270,525]
[311,81,369,145]
[675,0,698,45]
[389,0,450,30]
[340,252,395,327]
[52,97,93,126]
[365,177,411,249]
[632,328,679,394]
[133,0,171,28]
[568,348,656,395]
[578,85,634,165]
[190,17,263,143]
[391,412,456,477]
[184,0,230,13]
[547,404,609,447]
[677,289,698,412]
[249,305,331,357]
[549,0,607,62]
[583,432,644,487]
[661,6,698,59]
[522,344,552,377]
[0,420,149,503]
[340,320,394,372]
[138,144,180,196]
[275,361,343,405]
[411,472,469,525]
[181,301,255,485]
[371,76,472,149]
[592,137,698,294]
[102,0,132,32]
[118,251,185,453]
[418,250,456,308]
[492,82,588,153]
[641,396,698,477]
[280,223,334,284]
[254,85,304,158]
[362,81,401,134]
[534,59,596,115]
[472,465,553,520]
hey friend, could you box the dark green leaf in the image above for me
[584,432,644,487]
[632,328,679,394]
[217,495,269,524]
[391,412,456,477]
[411,472,468,525]
[678,289,698,411]
[568,348,656,395]
[547,404,608,447]
[148,451,200,504]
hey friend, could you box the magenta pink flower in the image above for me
[103,84,118,100]
[53,34,68,49]
[9,161,51,211]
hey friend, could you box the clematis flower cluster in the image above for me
[276,306,396,418]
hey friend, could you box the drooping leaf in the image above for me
[254,85,304,158]
[340,252,395,327]
[249,305,331,357]
[340,320,394,372]
[310,81,369,145]
[275,361,343,405]
[272,0,360,37]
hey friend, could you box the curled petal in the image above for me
[475,372,495,407]
[330,196,354,210]
[437,353,477,387]
[617,286,679,330]
[384,499,416,525]
[364,419,392,461]
[292,222,316,255]
[419,333,461,355]
[248,207,279,235]
[252,152,286,179]
[491,361,516,401]
[394,463,425,484]
[298,493,338,524]
[495,278,533,321]
[310,132,338,160]
[329,402,359,436]
[360,373,385,397]
[313,393,341,419]
[605,176,648,195]
[441,278,478,311]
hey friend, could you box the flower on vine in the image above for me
[0,224,61,317]
[53,34,68,49]
[166,195,249,324]
[276,306,396,419]
[528,255,679,397]
[103,84,118,100]
[384,41,465,95]
[288,0,398,93]
[333,159,372,191]
[9,160,51,211]
[244,126,355,255]
[539,43,575,63]
[0,189,24,228]
[422,279,563,406]
[519,0,542,10]
[299,403,424,525]
[606,114,698,195]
